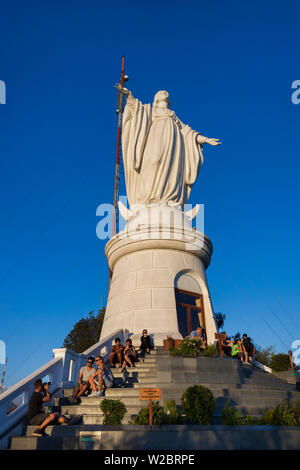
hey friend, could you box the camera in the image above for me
[42,381,51,390]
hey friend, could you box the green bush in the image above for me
[133,400,184,425]
[221,405,244,425]
[181,385,216,424]
[269,353,291,372]
[203,344,218,357]
[169,337,203,357]
[263,403,298,426]
[165,400,183,424]
[133,401,169,425]
[100,399,127,425]
[255,345,275,367]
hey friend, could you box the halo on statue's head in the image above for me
[153,90,171,108]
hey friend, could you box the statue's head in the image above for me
[153,90,170,108]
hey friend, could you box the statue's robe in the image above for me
[122,95,205,209]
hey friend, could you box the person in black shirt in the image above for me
[28,379,75,436]
[139,329,152,359]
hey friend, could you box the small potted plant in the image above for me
[163,335,174,350]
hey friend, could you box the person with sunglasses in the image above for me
[89,356,114,397]
[139,329,152,359]
[72,356,95,400]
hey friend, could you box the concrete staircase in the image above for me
[9,348,300,450]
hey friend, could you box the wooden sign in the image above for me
[140,388,161,400]
[215,333,226,359]
[215,333,227,340]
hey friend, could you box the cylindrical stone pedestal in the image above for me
[100,206,217,346]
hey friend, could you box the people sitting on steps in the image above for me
[72,356,95,401]
[221,332,234,357]
[241,333,256,364]
[139,329,152,359]
[232,339,244,362]
[89,355,114,397]
[28,379,80,437]
[121,338,137,372]
[189,326,207,349]
[109,337,124,368]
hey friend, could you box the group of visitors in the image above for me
[27,329,152,437]
[222,333,256,365]
[110,329,151,371]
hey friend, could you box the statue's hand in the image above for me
[114,83,131,96]
[205,138,221,146]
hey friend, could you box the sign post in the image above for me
[215,333,227,359]
[140,388,161,426]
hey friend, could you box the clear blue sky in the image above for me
[0,0,299,387]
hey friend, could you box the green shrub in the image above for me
[169,337,203,357]
[270,353,291,372]
[203,344,218,357]
[100,399,127,425]
[181,385,215,424]
[242,415,262,425]
[222,405,263,425]
[255,345,275,367]
[263,403,298,426]
[221,405,244,425]
[133,401,169,425]
[293,401,300,425]
[165,400,183,424]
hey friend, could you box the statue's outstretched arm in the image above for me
[115,84,134,101]
[196,134,221,146]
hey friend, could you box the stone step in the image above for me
[132,382,295,391]
[10,436,78,450]
[57,402,146,415]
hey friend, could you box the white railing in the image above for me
[0,328,128,449]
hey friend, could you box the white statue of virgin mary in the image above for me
[120,88,221,209]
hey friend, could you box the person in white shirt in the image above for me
[73,357,95,399]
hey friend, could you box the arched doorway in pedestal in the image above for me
[174,271,206,338]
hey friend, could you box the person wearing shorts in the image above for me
[28,379,72,437]
[73,357,95,399]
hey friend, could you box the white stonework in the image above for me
[100,87,221,346]
[100,206,217,346]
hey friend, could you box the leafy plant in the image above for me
[133,401,169,425]
[255,345,275,367]
[100,398,127,425]
[221,405,244,425]
[270,353,291,372]
[165,400,183,424]
[63,308,105,352]
[169,337,203,357]
[263,403,298,426]
[203,344,218,357]
[181,385,216,424]
[214,312,225,330]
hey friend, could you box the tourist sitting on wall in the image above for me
[139,329,152,358]
[232,339,244,362]
[189,326,207,349]
[221,332,234,357]
[72,356,95,401]
[109,337,124,368]
[89,356,114,397]
[121,339,137,372]
[241,333,252,365]
[28,379,80,437]
[248,338,256,363]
